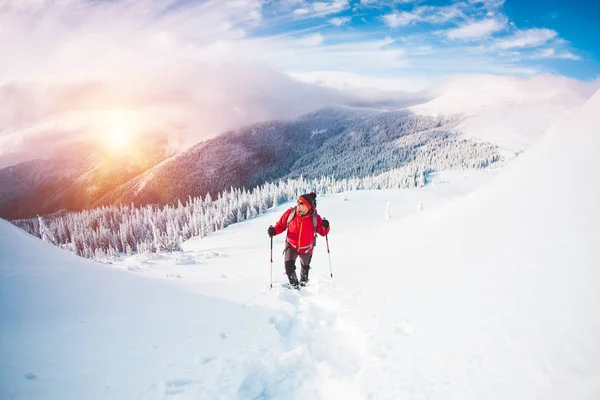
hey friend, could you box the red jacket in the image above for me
[273,207,330,254]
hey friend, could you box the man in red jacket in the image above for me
[268,192,330,288]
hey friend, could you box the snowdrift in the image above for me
[411,74,598,156]
[344,89,600,398]
[0,219,275,400]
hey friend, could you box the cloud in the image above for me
[466,0,505,8]
[296,33,325,46]
[287,0,350,20]
[0,61,354,167]
[247,34,407,78]
[0,0,263,80]
[529,48,582,61]
[446,18,507,40]
[0,0,351,166]
[360,0,418,4]
[383,4,465,28]
[313,0,350,15]
[383,11,421,27]
[329,17,351,26]
[534,48,557,58]
[494,28,558,49]
[288,70,432,93]
[556,51,582,61]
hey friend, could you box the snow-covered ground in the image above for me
[411,75,598,158]
[2,89,600,399]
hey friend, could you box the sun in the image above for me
[102,125,138,157]
[92,109,140,157]
[107,128,132,151]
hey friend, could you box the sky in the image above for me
[0,0,599,167]
[255,0,600,88]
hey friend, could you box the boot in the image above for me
[285,260,299,289]
[288,273,299,289]
[300,264,310,286]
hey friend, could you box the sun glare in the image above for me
[107,128,131,151]
[93,110,144,158]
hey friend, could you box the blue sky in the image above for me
[504,0,600,78]
[2,0,598,91]
[243,0,600,88]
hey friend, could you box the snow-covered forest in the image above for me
[11,168,426,259]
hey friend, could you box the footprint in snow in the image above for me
[162,379,193,397]
[393,320,413,337]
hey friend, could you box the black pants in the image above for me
[284,246,312,284]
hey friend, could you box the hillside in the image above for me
[0,138,169,219]
[94,107,498,209]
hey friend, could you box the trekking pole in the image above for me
[326,234,333,278]
[270,236,273,289]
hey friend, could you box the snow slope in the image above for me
[2,88,600,399]
[0,219,279,400]
[411,74,598,157]
[352,88,600,398]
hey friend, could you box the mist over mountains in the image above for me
[0,104,501,220]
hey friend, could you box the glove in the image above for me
[267,226,276,237]
[322,219,329,229]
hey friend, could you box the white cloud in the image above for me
[329,17,351,26]
[361,0,417,4]
[538,48,556,58]
[383,4,465,28]
[0,62,355,166]
[421,5,465,24]
[530,48,582,61]
[289,70,432,93]
[467,0,505,8]
[495,28,558,49]
[251,35,407,73]
[556,51,582,60]
[446,18,507,40]
[289,0,350,19]
[383,11,421,27]
[313,0,350,14]
[296,33,325,46]
[0,0,263,80]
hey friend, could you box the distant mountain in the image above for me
[0,139,170,219]
[1,105,501,219]
[93,106,499,209]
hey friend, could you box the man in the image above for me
[267,192,330,288]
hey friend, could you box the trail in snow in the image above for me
[240,281,366,399]
[159,277,367,400]
[84,169,500,399]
